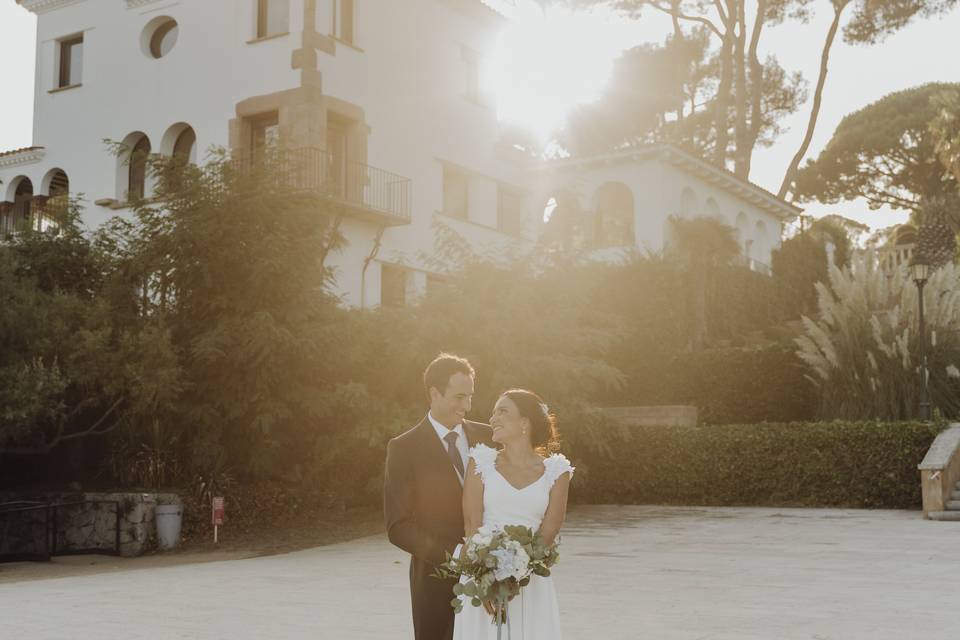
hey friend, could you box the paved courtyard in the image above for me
[0,505,956,639]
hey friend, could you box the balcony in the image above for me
[734,254,772,276]
[227,147,411,226]
[0,199,59,239]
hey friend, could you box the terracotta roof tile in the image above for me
[0,146,44,158]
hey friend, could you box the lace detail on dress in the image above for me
[543,453,575,488]
[468,443,498,482]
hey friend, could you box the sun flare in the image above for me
[485,3,635,142]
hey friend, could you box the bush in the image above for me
[796,263,960,420]
[667,345,817,424]
[567,418,945,509]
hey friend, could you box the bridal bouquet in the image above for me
[435,524,559,618]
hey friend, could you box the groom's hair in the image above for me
[424,353,475,400]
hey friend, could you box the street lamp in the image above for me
[911,259,931,420]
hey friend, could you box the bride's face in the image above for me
[490,396,530,445]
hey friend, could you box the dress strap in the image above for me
[543,453,575,488]
[468,443,498,483]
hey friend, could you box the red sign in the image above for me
[211,497,225,526]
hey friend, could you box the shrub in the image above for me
[666,345,817,424]
[796,263,960,420]
[566,418,945,509]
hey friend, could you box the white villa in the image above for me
[0,0,801,307]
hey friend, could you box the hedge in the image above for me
[666,345,818,424]
[566,419,945,509]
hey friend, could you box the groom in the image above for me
[384,353,494,640]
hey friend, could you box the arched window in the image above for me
[540,190,585,251]
[754,220,768,263]
[47,169,69,197]
[128,135,151,200]
[735,211,749,250]
[12,177,34,231]
[679,187,697,218]
[705,197,721,219]
[41,169,70,225]
[593,182,634,248]
[172,127,196,164]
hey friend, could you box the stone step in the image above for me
[928,511,960,521]
[946,501,960,510]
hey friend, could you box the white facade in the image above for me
[0,0,800,306]
[534,146,798,274]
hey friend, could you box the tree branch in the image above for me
[0,396,125,456]
[649,2,723,37]
[778,0,850,199]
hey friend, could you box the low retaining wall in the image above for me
[598,405,699,428]
[0,492,181,558]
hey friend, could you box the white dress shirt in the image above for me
[428,412,469,485]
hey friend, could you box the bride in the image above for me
[453,389,574,640]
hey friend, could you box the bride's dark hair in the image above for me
[500,389,560,454]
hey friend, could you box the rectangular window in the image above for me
[426,273,451,297]
[58,35,83,88]
[334,0,354,44]
[442,165,469,220]
[249,111,280,156]
[497,186,524,236]
[257,0,289,39]
[381,265,406,308]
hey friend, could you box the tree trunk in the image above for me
[778,0,849,199]
[734,0,750,177]
[714,4,736,168]
[671,0,685,124]
[744,0,767,179]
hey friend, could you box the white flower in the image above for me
[490,539,531,582]
[947,364,960,379]
[470,524,498,549]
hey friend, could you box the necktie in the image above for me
[444,431,465,479]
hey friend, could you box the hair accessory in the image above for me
[539,402,549,417]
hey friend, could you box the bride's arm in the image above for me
[462,458,484,541]
[538,472,571,546]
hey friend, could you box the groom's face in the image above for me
[430,372,474,428]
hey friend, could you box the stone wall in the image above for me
[598,405,699,428]
[0,492,181,559]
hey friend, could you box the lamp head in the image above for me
[910,259,930,284]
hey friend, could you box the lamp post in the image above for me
[911,260,931,421]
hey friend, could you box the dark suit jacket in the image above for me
[384,416,494,640]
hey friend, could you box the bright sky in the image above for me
[3,0,960,231]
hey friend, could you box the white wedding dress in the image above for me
[453,444,574,640]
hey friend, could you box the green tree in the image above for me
[0,202,182,456]
[793,83,960,211]
[770,216,853,319]
[561,25,806,171]
[103,149,349,475]
[568,0,957,185]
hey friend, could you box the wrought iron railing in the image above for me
[0,200,58,238]
[227,147,411,223]
[734,254,772,276]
